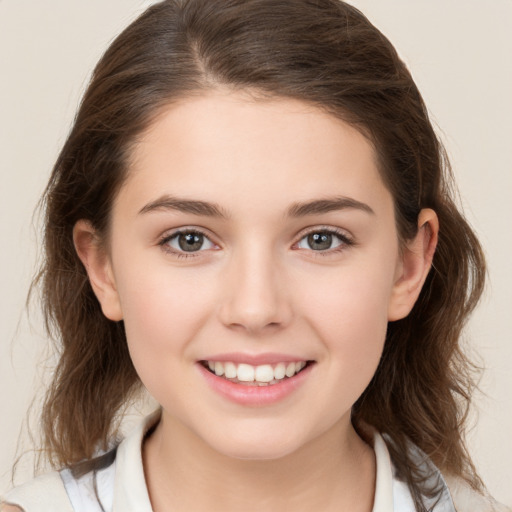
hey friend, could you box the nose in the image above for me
[217,244,293,335]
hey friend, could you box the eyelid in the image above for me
[158,226,219,258]
[293,225,355,255]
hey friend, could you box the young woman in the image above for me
[1,1,507,511]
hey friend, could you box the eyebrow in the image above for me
[286,196,375,217]
[138,195,374,218]
[139,196,230,219]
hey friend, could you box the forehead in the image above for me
[119,90,390,219]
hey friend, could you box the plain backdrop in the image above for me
[1,0,511,506]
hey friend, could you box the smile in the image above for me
[198,358,315,405]
[201,360,310,386]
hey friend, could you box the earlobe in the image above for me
[388,209,439,321]
[73,220,123,321]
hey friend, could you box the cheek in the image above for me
[295,256,397,386]
[298,255,396,338]
[321,290,388,387]
[307,299,387,421]
[113,260,216,368]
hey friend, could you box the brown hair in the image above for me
[35,0,485,509]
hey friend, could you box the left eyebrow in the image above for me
[286,196,375,217]
[138,195,230,219]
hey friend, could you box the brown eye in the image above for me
[163,230,215,254]
[296,229,349,252]
[178,232,204,252]
[307,232,333,250]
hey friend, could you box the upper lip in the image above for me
[199,352,313,366]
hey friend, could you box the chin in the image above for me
[201,424,311,461]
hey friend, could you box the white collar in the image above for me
[112,410,158,511]
[109,411,455,512]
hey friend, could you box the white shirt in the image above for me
[3,411,504,511]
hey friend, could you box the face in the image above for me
[82,90,424,460]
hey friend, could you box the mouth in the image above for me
[200,360,314,386]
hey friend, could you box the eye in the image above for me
[296,228,352,253]
[160,229,216,255]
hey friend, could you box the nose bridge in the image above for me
[218,238,292,334]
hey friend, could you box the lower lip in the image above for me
[197,363,314,406]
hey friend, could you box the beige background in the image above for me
[1,0,511,505]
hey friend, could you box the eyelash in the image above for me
[295,227,355,258]
[158,226,354,260]
[158,228,214,259]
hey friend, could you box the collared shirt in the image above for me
[4,411,503,512]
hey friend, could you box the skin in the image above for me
[74,90,438,511]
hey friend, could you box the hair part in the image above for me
[35,1,486,509]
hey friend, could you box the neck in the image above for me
[143,412,376,512]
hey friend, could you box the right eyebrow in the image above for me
[286,196,375,217]
[138,195,230,219]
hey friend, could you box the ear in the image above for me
[73,220,123,321]
[388,209,439,321]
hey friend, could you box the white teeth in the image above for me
[254,364,274,383]
[285,362,296,378]
[205,360,308,383]
[214,361,224,376]
[274,363,286,380]
[224,362,237,379]
[237,363,255,382]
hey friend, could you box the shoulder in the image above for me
[378,430,510,512]
[1,505,23,512]
[1,471,73,512]
[1,411,159,512]
[444,475,511,512]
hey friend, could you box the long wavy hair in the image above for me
[34,0,485,509]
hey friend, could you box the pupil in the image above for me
[178,233,203,252]
[308,232,332,250]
